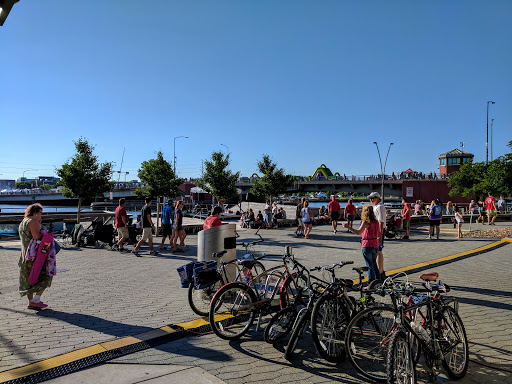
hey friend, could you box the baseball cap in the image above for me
[368,192,381,199]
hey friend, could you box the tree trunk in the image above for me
[77,198,82,224]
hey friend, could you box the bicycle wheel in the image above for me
[279,271,308,309]
[386,328,416,384]
[264,305,298,344]
[344,305,398,383]
[208,282,257,340]
[284,310,309,361]
[311,294,350,363]
[438,306,469,379]
[188,278,224,317]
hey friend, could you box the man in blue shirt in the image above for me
[427,199,443,240]
[160,201,173,250]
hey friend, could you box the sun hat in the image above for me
[368,192,381,199]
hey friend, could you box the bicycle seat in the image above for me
[353,267,369,274]
[419,271,439,281]
[239,259,257,269]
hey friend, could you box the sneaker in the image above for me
[119,248,127,253]
[380,271,386,278]
[149,250,159,256]
[401,235,409,240]
[28,301,48,309]
[426,236,432,240]
[174,248,184,253]
[132,250,141,257]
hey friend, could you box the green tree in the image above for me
[251,155,293,203]
[197,151,240,203]
[135,151,184,229]
[15,181,32,189]
[56,138,115,223]
[448,141,512,199]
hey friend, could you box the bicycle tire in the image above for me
[311,294,350,363]
[386,328,416,384]
[279,271,308,309]
[263,305,298,344]
[284,310,309,361]
[188,278,224,317]
[208,282,257,340]
[344,305,398,383]
[439,306,469,379]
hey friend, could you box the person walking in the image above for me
[172,200,187,253]
[132,197,158,257]
[497,196,506,214]
[476,200,486,224]
[344,198,356,232]
[295,198,304,237]
[115,198,129,252]
[328,195,341,234]
[263,200,272,229]
[160,200,173,250]
[485,192,497,225]
[301,200,313,239]
[18,203,52,309]
[401,198,411,240]
[343,205,381,283]
[368,192,387,277]
[454,211,464,238]
[427,199,442,240]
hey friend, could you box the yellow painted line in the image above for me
[100,336,141,350]
[177,312,235,330]
[0,345,105,382]
[386,240,504,276]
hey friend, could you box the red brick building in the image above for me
[438,149,474,176]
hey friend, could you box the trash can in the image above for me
[197,223,237,281]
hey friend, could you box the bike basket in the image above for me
[177,261,199,288]
[193,260,219,289]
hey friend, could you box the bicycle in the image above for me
[344,272,467,383]
[308,262,381,363]
[208,250,306,340]
[188,230,267,316]
[263,254,327,344]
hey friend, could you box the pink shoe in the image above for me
[28,301,48,309]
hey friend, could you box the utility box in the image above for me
[197,223,237,280]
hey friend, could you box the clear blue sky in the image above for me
[1,0,511,182]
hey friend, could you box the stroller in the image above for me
[384,214,403,239]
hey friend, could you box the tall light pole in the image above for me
[220,143,229,154]
[486,100,495,164]
[23,169,38,179]
[490,118,494,161]
[373,142,393,202]
[173,136,189,175]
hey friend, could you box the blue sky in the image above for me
[1,0,511,182]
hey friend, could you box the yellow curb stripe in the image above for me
[0,345,106,382]
[386,240,504,276]
[1,239,508,382]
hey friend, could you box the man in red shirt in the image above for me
[115,198,129,252]
[484,192,497,225]
[401,198,411,240]
[344,199,356,232]
[328,195,341,234]
[203,206,224,230]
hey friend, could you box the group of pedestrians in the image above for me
[114,197,187,257]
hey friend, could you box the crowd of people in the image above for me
[17,191,507,310]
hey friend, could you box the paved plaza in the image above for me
[0,221,511,383]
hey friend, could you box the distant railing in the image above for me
[237,172,452,183]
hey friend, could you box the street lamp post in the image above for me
[23,169,38,179]
[220,143,229,154]
[373,142,393,202]
[173,136,189,175]
[490,118,494,161]
[486,100,495,164]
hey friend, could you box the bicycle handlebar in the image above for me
[310,260,354,272]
